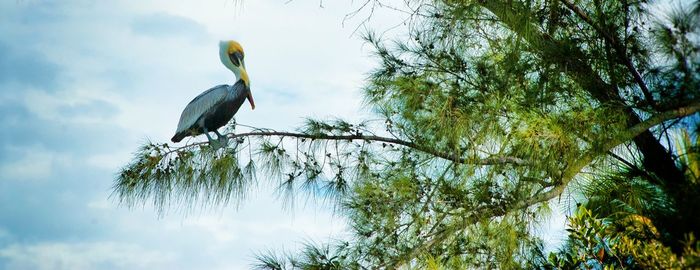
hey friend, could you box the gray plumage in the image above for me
[171,80,249,143]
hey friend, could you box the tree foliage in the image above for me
[542,127,700,269]
[545,205,700,269]
[114,0,700,268]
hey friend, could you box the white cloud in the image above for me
[22,89,119,125]
[0,147,65,181]
[86,152,131,171]
[0,228,10,241]
[0,242,175,270]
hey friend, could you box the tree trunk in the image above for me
[477,0,694,253]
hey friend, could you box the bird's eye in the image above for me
[228,52,240,67]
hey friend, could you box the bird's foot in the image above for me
[218,136,229,148]
[210,130,229,150]
[210,140,223,150]
[207,136,229,150]
[204,137,220,150]
[204,132,221,150]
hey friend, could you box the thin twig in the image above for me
[558,0,656,108]
[167,130,529,166]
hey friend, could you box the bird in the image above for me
[171,40,255,149]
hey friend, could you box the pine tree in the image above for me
[115,0,700,268]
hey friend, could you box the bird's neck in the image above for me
[231,68,241,81]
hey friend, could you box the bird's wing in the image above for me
[174,84,229,134]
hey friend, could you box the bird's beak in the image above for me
[247,90,255,110]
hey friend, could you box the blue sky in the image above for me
[0,1,407,269]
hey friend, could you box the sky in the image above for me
[0,1,405,269]
[0,1,567,269]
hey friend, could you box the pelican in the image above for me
[171,40,255,149]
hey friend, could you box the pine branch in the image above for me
[518,101,700,208]
[390,101,700,268]
[169,130,528,166]
[558,0,655,107]
[477,0,685,193]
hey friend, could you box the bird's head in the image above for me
[219,40,249,87]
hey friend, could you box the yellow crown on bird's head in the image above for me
[219,40,249,86]
[227,41,244,57]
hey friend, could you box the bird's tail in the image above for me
[171,132,186,143]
